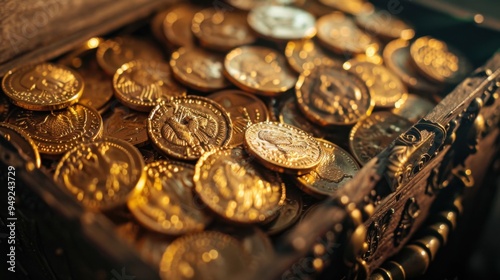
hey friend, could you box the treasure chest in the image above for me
[0,0,499,280]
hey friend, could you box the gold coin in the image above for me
[295,66,374,126]
[148,96,233,161]
[343,60,406,108]
[285,39,344,75]
[136,230,173,267]
[224,46,297,96]
[151,10,171,47]
[6,104,103,158]
[354,52,384,65]
[296,138,359,197]
[102,101,149,146]
[226,0,305,11]
[302,0,335,17]
[244,122,323,174]
[316,12,380,55]
[247,5,316,41]
[319,0,373,15]
[410,36,472,84]
[162,4,199,48]
[54,137,146,210]
[170,47,230,92]
[349,111,413,165]
[2,63,83,111]
[355,10,415,41]
[391,93,436,124]
[194,146,285,223]
[0,123,41,168]
[263,185,303,235]
[208,90,269,146]
[59,38,114,111]
[113,59,186,112]
[192,8,256,52]
[128,160,211,235]
[159,231,250,280]
[278,95,326,138]
[0,91,11,122]
[96,37,165,75]
[383,39,442,94]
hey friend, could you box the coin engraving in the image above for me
[103,102,149,146]
[296,66,373,126]
[148,96,232,160]
[194,147,285,223]
[285,39,344,75]
[2,63,83,111]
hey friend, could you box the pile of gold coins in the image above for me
[0,0,472,279]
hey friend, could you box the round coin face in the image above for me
[391,93,436,123]
[285,39,344,75]
[263,186,302,235]
[208,90,269,146]
[224,46,297,96]
[102,101,149,146]
[128,160,211,235]
[278,95,326,138]
[6,104,103,158]
[96,37,165,75]
[295,66,373,126]
[113,59,186,111]
[319,0,373,15]
[163,4,199,48]
[383,39,442,94]
[170,47,230,92]
[410,36,471,84]
[248,5,316,41]
[160,231,250,280]
[54,137,146,210]
[194,147,285,223]
[0,123,41,168]
[349,111,413,165]
[316,12,379,55]
[344,60,406,108]
[355,10,415,41]
[148,96,233,161]
[296,138,359,197]
[2,63,83,111]
[192,8,256,52]
[244,122,323,174]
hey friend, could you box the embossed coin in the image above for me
[59,38,114,111]
[317,12,380,55]
[6,104,103,158]
[194,147,285,223]
[383,39,442,94]
[224,46,297,96]
[355,10,415,41]
[208,90,269,146]
[319,0,373,15]
[410,36,471,84]
[285,39,344,75]
[248,5,316,41]
[102,101,149,146]
[392,94,436,123]
[344,60,406,108]
[278,95,326,138]
[148,96,232,161]
[295,66,373,126]
[163,4,199,48]
[96,37,165,75]
[0,123,41,168]
[2,63,83,111]
[128,160,211,235]
[349,111,413,165]
[54,137,146,210]
[113,59,186,112]
[192,8,256,52]
[159,231,250,280]
[170,47,230,92]
[244,122,323,174]
[296,138,359,197]
[263,186,303,235]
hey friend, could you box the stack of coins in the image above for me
[0,1,473,279]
